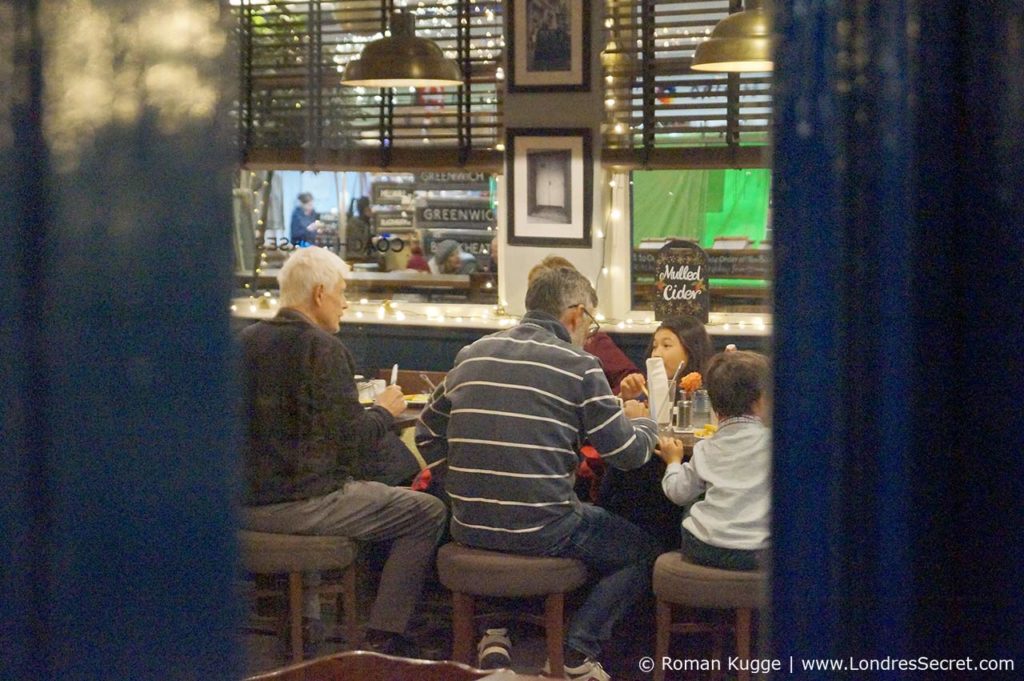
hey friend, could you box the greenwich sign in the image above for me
[416,201,496,228]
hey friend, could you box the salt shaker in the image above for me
[676,398,692,430]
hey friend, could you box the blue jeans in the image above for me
[542,504,660,660]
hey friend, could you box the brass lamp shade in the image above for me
[341,10,463,88]
[691,4,773,73]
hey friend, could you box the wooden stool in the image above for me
[436,543,588,678]
[652,552,766,681]
[239,531,361,663]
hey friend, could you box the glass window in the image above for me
[630,168,771,312]
[234,169,498,305]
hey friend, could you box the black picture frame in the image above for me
[506,128,592,248]
[507,0,591,93]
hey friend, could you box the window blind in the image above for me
[236,0,504,170]
[602,0,772,167]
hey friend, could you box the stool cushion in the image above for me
[437,543,587,597]
[238,530,357,573]
[653,551,766,610]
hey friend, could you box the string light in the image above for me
[249,297,763,334]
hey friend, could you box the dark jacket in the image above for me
[290,207,319,245]
[239,308,395,505]
[584,332,640,393]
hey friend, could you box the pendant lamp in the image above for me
[691,0,773,73]
[341,10,463,88]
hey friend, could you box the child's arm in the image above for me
[659,437,705,505]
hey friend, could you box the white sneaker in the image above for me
[476,628,512,669]
[543,657,611,681]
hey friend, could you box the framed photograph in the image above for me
[507,0,591,92]
[506,128,592,248]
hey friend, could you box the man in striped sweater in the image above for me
[416,267,660,681]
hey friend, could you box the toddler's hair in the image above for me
[705,351,769,419]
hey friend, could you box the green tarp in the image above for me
[631,168,771,248]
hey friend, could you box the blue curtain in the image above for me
[1,3,241,679]
[773,0,1024,674]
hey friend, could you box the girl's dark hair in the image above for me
[647,315,714,377]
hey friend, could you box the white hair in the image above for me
[277,246,350,307]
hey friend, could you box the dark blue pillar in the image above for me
[773,0,1024,675]
[1,3,241,679]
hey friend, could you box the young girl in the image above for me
[617,315,714,402]
[598,316,713,550]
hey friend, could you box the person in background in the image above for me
[657,351,771,569]
[290,192,320,246]
[484,236,499,274]
[526,256,638,392]
[238,246,446,657]
[404,246,431,272]
[345,196,373,262]
[404,232,431,272]
[416,267,659,681]
[599,315,714,550]
[429,239,478,274]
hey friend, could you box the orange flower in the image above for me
[680,371,702,393]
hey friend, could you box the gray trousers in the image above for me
[242,481,447,634]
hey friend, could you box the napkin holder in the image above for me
[646,357,672,425]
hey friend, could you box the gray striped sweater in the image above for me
[416,311,658,553]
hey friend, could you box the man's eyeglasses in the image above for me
[568,304,600,336]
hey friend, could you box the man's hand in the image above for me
[623,399,649,419]
[618,373,647,400]
[374,384,406,417]
[655,436,685,465]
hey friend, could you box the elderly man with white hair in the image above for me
[238,246,446,657]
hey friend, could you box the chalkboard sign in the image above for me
[416,201,496,229]
[371,183,415,205]
[654,240,710,323]
[415,171,490,191]
[373,211,414,232]
[706,249,772,278]
[632,248,658,277]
